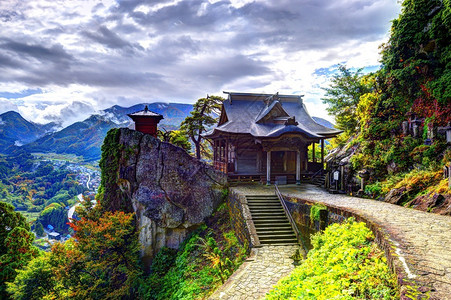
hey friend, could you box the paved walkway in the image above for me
[229,184,451,300]
[209,245,299,300]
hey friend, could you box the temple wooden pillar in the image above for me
[312,142,316,162]
[266,151,271,185]
[296,150,301,185]
[225,139,229,173]
[213,140,217,166]
[321,139,325,166]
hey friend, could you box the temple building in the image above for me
[128,105,163,137]
[203,92,342,184]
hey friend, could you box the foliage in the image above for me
[266,219,398,299]
[309,203,327,222]
[34,222,44,237]
[6,252,63,300]
[322,65,372,134]
[181,95,224,159]
[98,128,132,213]
[36,202,69,234]
[7,205,142,300]
[326,0,450,212]
[0,202,38,299]
[158,129,192,153]
[0,154,85,224]
[142,204,248,299]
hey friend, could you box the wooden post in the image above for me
[296,150,301,185]
[321,139,325,167]
[213,140,217,167]
[340,165,345,192]
[225,139,229,173]
[312,142,316,162]
[266,151,271,185]
[220,140,223,171]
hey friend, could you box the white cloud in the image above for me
[0,0,402,125]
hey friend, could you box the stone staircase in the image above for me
[246,195,298,245]
[310,174,326,187]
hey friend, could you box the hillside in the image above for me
[23,102,193,160]
[326,0,451,214]
[0,111,56,152]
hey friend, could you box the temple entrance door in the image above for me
[271,151,285,173]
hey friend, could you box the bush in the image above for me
[266,219,398,300]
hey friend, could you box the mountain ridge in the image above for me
[2,103,335,161]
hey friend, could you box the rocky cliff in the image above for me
[99,128,227,267]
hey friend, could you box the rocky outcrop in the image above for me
[99,128,227,267]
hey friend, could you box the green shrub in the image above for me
[143,205,248,300]
[309,203,327,223]
[266,219,398,300]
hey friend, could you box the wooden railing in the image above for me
[275,184,309,252]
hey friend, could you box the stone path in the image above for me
[209,245,299,300]
[230,184,451,300]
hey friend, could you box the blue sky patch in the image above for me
[0,88,43,99]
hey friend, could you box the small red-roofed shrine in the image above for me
[127,105,163,137]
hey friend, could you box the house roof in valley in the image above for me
[204,92,342,139]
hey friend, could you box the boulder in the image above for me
[100,128,227,268]
[384,187,409,205]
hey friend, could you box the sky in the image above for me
[0,0,402,127]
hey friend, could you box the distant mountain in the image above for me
[312,117,335,129]
[102,103,193,130]
[2,104,335,161]
[0,111,57,153]
[23,103,193,161]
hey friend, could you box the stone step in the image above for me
[247,201,282,207]
[257,230,296,236]
[253,221,292,227]
[250,212,286,217]
[259,238,298,244]
[255,225,293,231]
[248,207,282,210]
[247,202,281,205]
[249,210,285,213]
[251,216,288,221]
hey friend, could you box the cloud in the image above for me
[0,98,19,114]
[82,25,141,51]
[0,0,401,125]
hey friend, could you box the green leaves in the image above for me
[0,202,38,299]
[266,219,398,300]
[322,65,373,134]
[180,95,225,159]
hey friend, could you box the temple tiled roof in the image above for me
[204,92,342,139]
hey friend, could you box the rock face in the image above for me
[100,128,227,267]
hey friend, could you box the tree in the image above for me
[34,222,44,237]
[0,202,38,299]
[6,253,60,300]
[181,95,224,159]
[322,65,372,134]
[158,129,192,153]
[0,228,39,295]
[8,206,142,299]
[0,202,30,256]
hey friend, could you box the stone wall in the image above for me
[227,189,260,248]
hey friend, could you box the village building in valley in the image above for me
[204,92,342,184]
